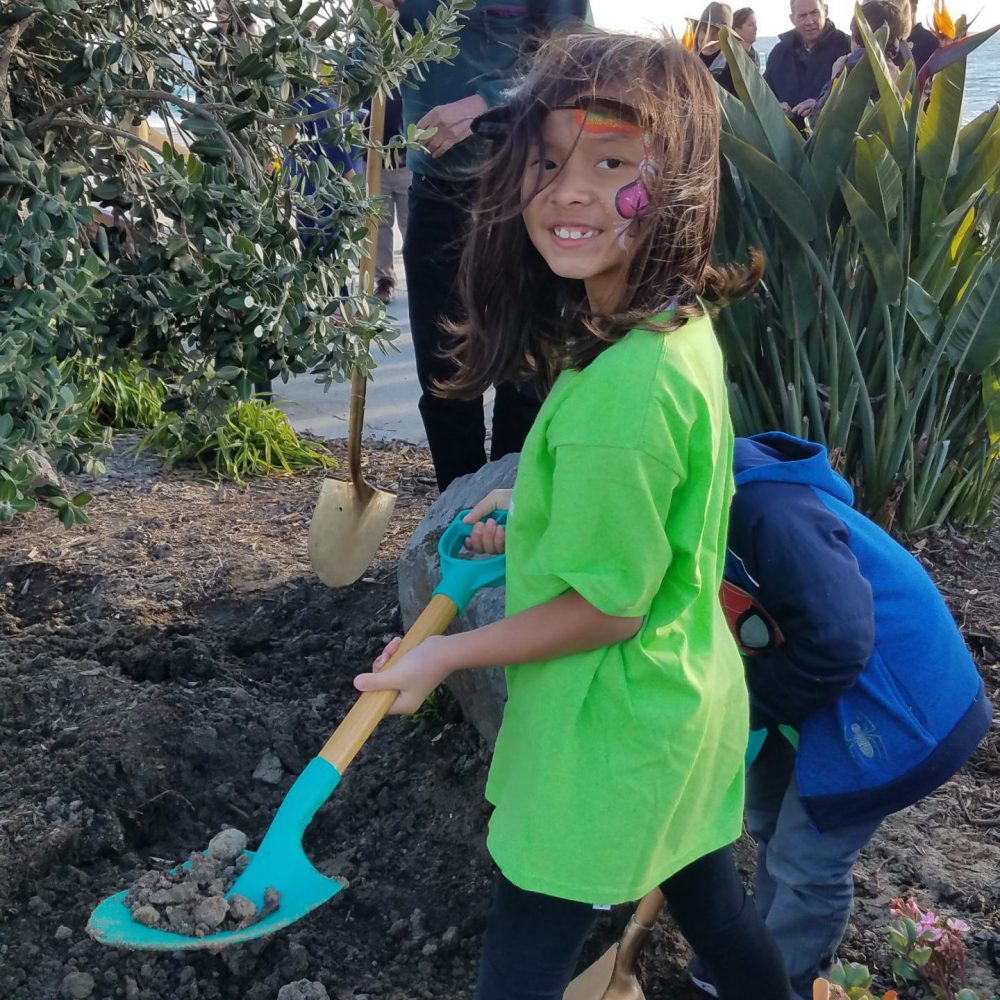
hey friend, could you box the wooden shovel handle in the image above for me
[319,592,458,772]
[347,91,387,495]
[633,887,664,928]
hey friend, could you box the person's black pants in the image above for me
[402,172,541,491]
[475,845,791,1000]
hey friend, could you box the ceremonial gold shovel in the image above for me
[563,888,664,1000]
[309,93,396,587]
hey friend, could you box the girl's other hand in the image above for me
[464,489,512,522]
[462,489,511,555]
[354,636,452,715]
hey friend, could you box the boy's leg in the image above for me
[475,872,598,1000]
[662,846,791,1000]
[758,772,883,1000]
[745,731,798,922]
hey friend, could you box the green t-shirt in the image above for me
[484,315,748,904]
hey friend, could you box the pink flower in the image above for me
[946,918,970,935]
[891,897,923,921]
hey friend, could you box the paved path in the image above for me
[275,230,494,444]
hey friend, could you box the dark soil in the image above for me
[1,437,998,1000]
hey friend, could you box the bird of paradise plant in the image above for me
[714,6,1000,529]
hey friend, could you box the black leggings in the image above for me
[475,845,790,1000]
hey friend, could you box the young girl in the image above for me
[354,29,791,1000]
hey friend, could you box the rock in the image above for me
[25,450,62,493]
[228,893,257,923]
[397,455,518,746]
[54,925,73,941]
[60,970,95,999]
[149,882,199,905]
[277,981,330,1000]
[28,895,51,915]
[207,828,247,863]
[132,905,160,928]
[194,895,230,930]
[253,751,285,785]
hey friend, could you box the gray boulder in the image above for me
[397,455,519,745]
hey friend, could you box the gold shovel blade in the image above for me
[308,477,396,587]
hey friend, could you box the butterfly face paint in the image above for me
[570,107,656,242]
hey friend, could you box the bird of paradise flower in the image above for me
[681,21,697,53]
[917,0,998,93]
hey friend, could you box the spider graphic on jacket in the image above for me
[844,715,888,761]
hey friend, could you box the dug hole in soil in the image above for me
[1,436,999,1000]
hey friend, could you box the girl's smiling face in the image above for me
[520,100,652,313]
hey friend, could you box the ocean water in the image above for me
[756,33,1000,121]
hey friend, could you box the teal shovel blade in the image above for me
[87,757,343,950]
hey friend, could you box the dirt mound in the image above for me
[0,438,997,1000]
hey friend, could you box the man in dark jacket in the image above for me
[763,0,850,125]
[689,432,992,1000]
[908,0,941,69]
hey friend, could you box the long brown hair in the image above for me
[439,28,764,399]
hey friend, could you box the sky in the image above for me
[591,0,1000,38]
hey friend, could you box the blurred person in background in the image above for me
[733,7,761,68]
[373,89,409,305]
[907,0,940,69]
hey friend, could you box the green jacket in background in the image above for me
[398,0,592,181]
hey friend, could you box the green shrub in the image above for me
[1,0,468,524]
[141,398,335,483]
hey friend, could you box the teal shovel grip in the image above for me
[432,510,507,614]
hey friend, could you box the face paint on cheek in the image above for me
[614,158,657,220]
[613,159,657,252]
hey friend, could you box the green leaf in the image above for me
[189,138,231,161]
[906,278,942,343]
[225,111,257,131]
[179,115,221,136]
[91,177,124,200]
[720,133,817,245]
[839,170,904,303]
[854,135,902,223]
[720,29,808,178]
[65,175,84,202]
[71,492,93,508]
[918,57,966,181]
[892,958,921,982]
[910,946,933,966]
[944,256,1000,372]
[854,15,908,164]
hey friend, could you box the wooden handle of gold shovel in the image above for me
[318,592,458,773]
[346,91,387,496]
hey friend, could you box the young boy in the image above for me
[690,431,993,1000]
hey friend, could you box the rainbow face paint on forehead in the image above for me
[571,107,644,140]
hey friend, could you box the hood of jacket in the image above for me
[733,431,854,506]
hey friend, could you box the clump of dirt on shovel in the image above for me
[124,828,280,937]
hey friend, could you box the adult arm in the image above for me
[730,481,875,728]
[419,0,591,156]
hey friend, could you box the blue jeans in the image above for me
[747,734,885,1000]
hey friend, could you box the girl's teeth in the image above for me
[554,228,594,240]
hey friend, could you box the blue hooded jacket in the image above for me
[727,432,992,831]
